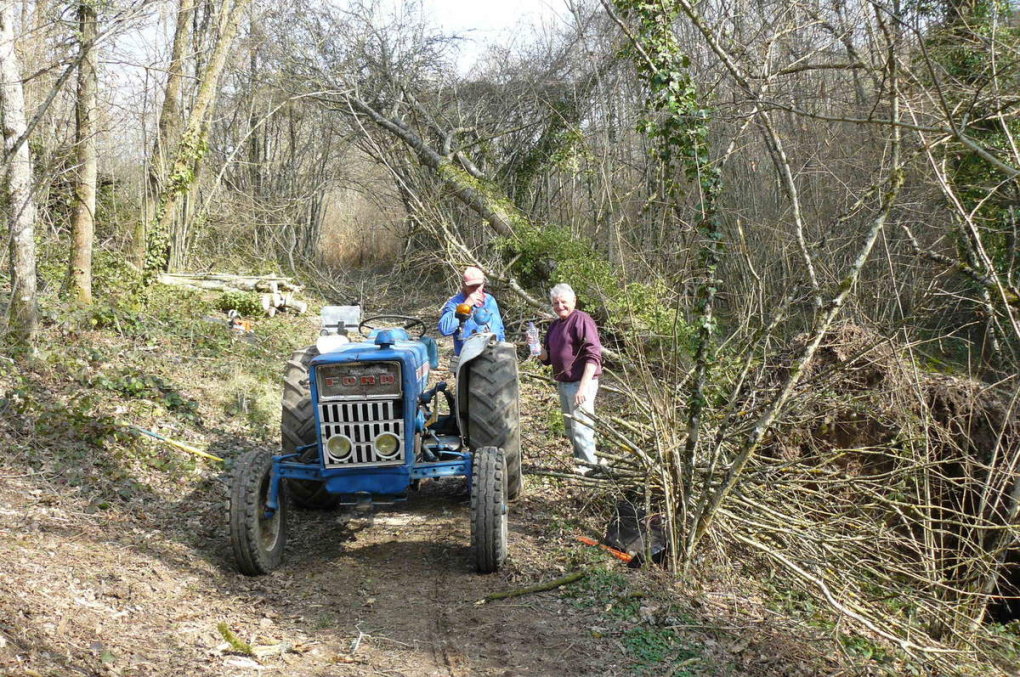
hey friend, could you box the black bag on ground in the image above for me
[603,500,668,568]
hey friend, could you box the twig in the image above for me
[217,622,253,656]
[476,570,587,605]
[350,628,366,654]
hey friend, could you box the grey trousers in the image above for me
[556,379,599,464]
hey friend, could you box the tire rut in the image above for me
[426,534,459,676]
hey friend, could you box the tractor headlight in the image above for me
[326,435,353,460]
[374,432,400,459]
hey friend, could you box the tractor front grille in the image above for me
[319,399,404,467]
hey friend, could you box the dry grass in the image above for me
[318,184,405,268]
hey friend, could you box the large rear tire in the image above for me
[471,446,508,573]
[281,346,339,509]
[229,450,287,576]
[463,341,523,500]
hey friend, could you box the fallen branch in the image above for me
[475,570,586,604]
[524,469,620,482]
[217,622,253,656]
[157,272,302,293]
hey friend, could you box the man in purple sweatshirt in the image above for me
[537,283,603,473]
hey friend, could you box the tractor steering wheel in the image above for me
[358,315,427,339]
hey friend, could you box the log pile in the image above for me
[159,272,307,316]
[260,283,307,317]
[157,272,302,293]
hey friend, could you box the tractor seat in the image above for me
[419,335,440,369]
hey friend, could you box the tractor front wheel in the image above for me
[471,446,508,573]
[282,345,340,509]
[229,450,288,576]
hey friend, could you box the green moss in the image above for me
[217,622,253,655]
[496,223,614,306]
[436,160,532,231]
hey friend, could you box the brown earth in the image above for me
[0,457,838,677]
[0,468,631,676]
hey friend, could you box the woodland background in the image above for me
[3,0,1020,673]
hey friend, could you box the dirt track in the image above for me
[0,455,634,677]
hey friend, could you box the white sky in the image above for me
[418,0,573,71]
[90,0,577,162]
[420,0,569,33]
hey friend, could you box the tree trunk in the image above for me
[146,0,252,272]
[1,3,39,341]
[169,116,213,271]
[65,1,98,304]
[134,0,194,269]
[342,95,520,238]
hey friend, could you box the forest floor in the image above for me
[0,279,872,676]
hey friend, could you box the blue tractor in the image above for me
[228,306,522,575]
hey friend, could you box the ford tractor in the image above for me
[228,305,522,576]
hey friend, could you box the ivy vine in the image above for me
[144,128,208,273]
[614,0,725,484]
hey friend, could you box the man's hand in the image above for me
[574,388,588,407]
[466,289,484,306]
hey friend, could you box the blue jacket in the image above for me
[438,292,505,355]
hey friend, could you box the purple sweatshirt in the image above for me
[541,309,603,383]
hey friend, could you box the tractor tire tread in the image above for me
[471,446,507,573]
[229,449,287,575]
[280,345,339,509]
[464,343,523,500]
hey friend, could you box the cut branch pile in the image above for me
[592,325,1020,674]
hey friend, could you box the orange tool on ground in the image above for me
[576,536,634,563]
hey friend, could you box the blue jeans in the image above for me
[557,379,598,464]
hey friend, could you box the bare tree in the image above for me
[145,0,252,272]
[1,2,39,341]
[64,0,99,303]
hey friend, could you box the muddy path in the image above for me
[0,303,632,676]
[0,451,634,677]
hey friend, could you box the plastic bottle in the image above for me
[526,321,541,357]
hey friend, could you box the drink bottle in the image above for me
[526,322,541,356]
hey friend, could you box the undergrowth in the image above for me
[2,243,320,511]
[561,558,704,676]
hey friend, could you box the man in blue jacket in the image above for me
[438,266,505,355]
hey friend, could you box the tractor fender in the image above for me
[455,331,497,435]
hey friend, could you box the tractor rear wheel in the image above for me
[464,342,523,500]
[471,446,508,573]
[282,345,339,509]
[229,449,287,575]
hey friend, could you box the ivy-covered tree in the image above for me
[921,0,1020,361]
[145,0,252,273]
